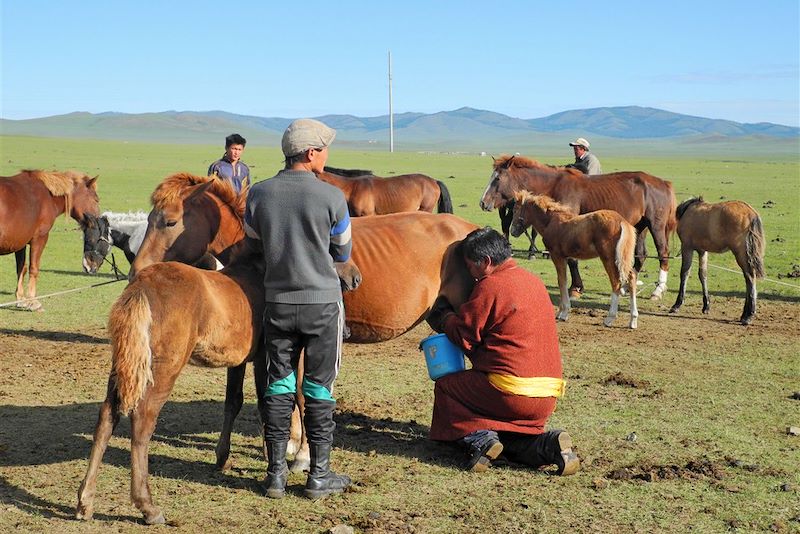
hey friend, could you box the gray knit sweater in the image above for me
[244,170,352,304]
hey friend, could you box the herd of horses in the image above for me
[0,160,766,524]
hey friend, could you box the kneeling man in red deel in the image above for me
[426,227,580,474]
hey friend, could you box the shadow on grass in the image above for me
[0,327,108,344]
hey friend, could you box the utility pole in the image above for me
[388,50,394,153]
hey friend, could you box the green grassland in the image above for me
[1,135,798,324]
[0,135,798,533]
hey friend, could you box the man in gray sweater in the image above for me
[244,118,352,500]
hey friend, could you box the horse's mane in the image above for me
[323,166,373,177]
[514,190,574,215]
[23,169,87,197]
[493,155,583,176]
[151,173,246,218]
[676,196,704,220]
[102,210,148,223]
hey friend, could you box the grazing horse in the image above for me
[82,211,148,273]
[316,168,453,216]
[77,172,477,524]
[480,155,676,300]
[0,169,100,310]
[510,192,639,329]
[669,197,765,325]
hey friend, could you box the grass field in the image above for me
[1,135,798,532]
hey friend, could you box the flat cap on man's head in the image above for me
[281,119,336,157]
[569,137,590,149]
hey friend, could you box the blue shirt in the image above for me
[208,156,250,193]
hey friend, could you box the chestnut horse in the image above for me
[77,172,477,524]
[480,155,676,300]
[669,197,765,325]
[0,169,100,310]
[510,192,639,329]
[316,168,453,216]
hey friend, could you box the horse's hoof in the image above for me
[669,307,678,314]
[629,319,638,329]
[569,289,582,300]
[144,511,166,525]
[75,506,93,521]
[290,456,310,473]
[216,458,233,471]
[740,316,754,326]
[603,319,615,327]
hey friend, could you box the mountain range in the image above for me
[1,106,798,154]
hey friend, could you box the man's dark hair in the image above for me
[225,133,247,148]
[461,227,512,265]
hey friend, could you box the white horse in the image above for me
[83,211,224,273]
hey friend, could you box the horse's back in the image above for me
[0,175,51,253]
[128,262,261,365]
[678,201,757,253]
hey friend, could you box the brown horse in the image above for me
[129,173,245,278]
[510,192,639,329]
[669,197,765,325]
[480,155,676,300]
[77,172,477,523]
[0,169,100,310]
[316,168,453,216]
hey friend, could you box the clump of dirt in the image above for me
[606,458,727,482]
[784,265,800,278]
[601,372,650,389]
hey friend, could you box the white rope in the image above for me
[0,278,125,309]
[707,262,800,290]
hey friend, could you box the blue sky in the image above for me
[2,1,798,126]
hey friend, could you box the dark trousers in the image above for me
[263,301,344,444]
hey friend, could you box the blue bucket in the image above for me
[420,333,466,380]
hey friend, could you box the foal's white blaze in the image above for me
[479,171,499,211]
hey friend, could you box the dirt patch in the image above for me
[606,458,728,482]
[601,372,650,389]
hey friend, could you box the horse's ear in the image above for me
[87,175,99,188]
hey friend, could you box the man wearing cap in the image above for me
[566,137,602,175]
[244,118,353,500]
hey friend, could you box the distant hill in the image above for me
[1,106,797,154]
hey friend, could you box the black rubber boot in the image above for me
[303,443,351,499]
[264,441,289,499]
[500,430,580,476]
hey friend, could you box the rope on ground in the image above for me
[707,262,800,290]
[0,253,128,309]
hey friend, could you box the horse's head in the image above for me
[129,174,244,280]
[479,155,520,212]
[509,191,531,238]
[426,239,476,332]
[82,214,112,274]
[69,172,101,225]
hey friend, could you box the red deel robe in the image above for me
[430,259,563,441]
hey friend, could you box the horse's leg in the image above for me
[129,377,176,525]
[252,347,268,463]
[670,246,693,314]
[554,257,571,321]
[215,363,246,470]
[24,236,48,311]
[733,248,757,325]
[649,226,670,300]
[600,256,621,327]
[567,259,583,300]
[289,354,310,473]
[76,376,122,521]
[628,270,639,329]
[14,248,28,308]
[525,229,539,260]
[698,251,711,314]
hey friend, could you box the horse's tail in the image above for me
[616,221,636,286]
[746,214,766,279]
[665,184,679,234]
[436,180,454,213]
[108,286,154,416]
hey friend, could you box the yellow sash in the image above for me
[487,373,566,398]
